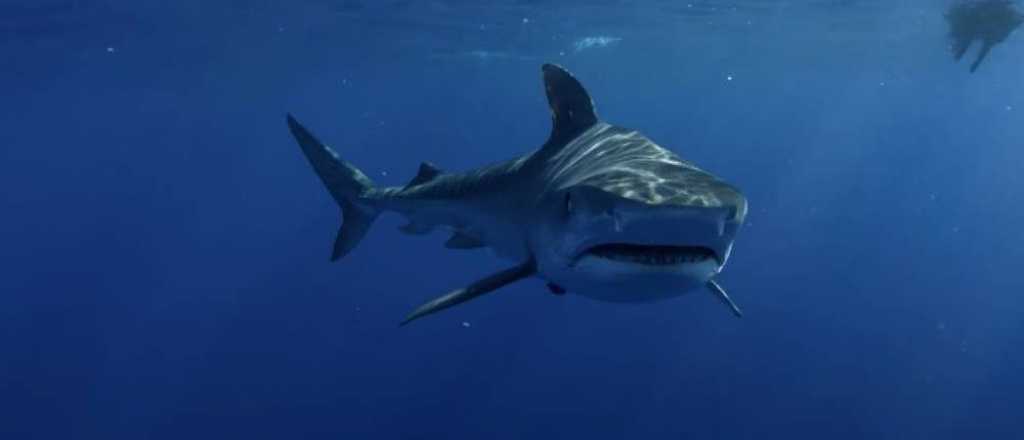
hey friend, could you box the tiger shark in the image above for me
[287,64,748,326]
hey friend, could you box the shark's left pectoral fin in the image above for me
[707,280,743,318]
[400,261,536,326]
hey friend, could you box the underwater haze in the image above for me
[2,0,1024,438]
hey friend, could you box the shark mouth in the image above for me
[580,243,721,266]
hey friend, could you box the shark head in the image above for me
[531,124,747,302]
[521,64,747,303]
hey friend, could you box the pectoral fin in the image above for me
[707,280,743,318]
[400,261,536,326]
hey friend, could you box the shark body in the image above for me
[287,64,747,325]
[947,0,1023,72]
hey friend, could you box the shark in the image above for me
[286,64,748,326]
[946,0,1023,73]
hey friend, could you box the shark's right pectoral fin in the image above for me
[707,279,743,318]
[400,261,536,326]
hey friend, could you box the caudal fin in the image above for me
[287,114,378,260]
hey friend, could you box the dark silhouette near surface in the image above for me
[947,0,1024,72]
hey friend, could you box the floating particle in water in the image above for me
[106,47,116,53]
[726,75,734,81]
[522,17,529,24]
[573,36,622,52]
[461,321,471,328]
[1006,105,1014,111]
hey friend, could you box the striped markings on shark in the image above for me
[287,64,748,326]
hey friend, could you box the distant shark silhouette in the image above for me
[287,64,748,326]
[946,0,1023,72]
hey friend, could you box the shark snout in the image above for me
[618,203,739,237]
[567,203,740,266]
[546,202,740,302]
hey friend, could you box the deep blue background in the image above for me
[2,1,1023,438]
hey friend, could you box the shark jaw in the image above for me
[538,197,742,303]
[566,245,724,302]
[577,243,721,268]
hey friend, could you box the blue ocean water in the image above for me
[2,1,1023,438]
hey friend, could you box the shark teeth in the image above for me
[584,243,718,266]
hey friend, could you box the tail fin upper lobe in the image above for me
[287,114,378,260]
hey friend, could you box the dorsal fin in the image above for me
[540,64,598,149]
[405,162,442,188]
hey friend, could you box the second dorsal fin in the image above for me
[540,64,598,149]
[405,162,442,188]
